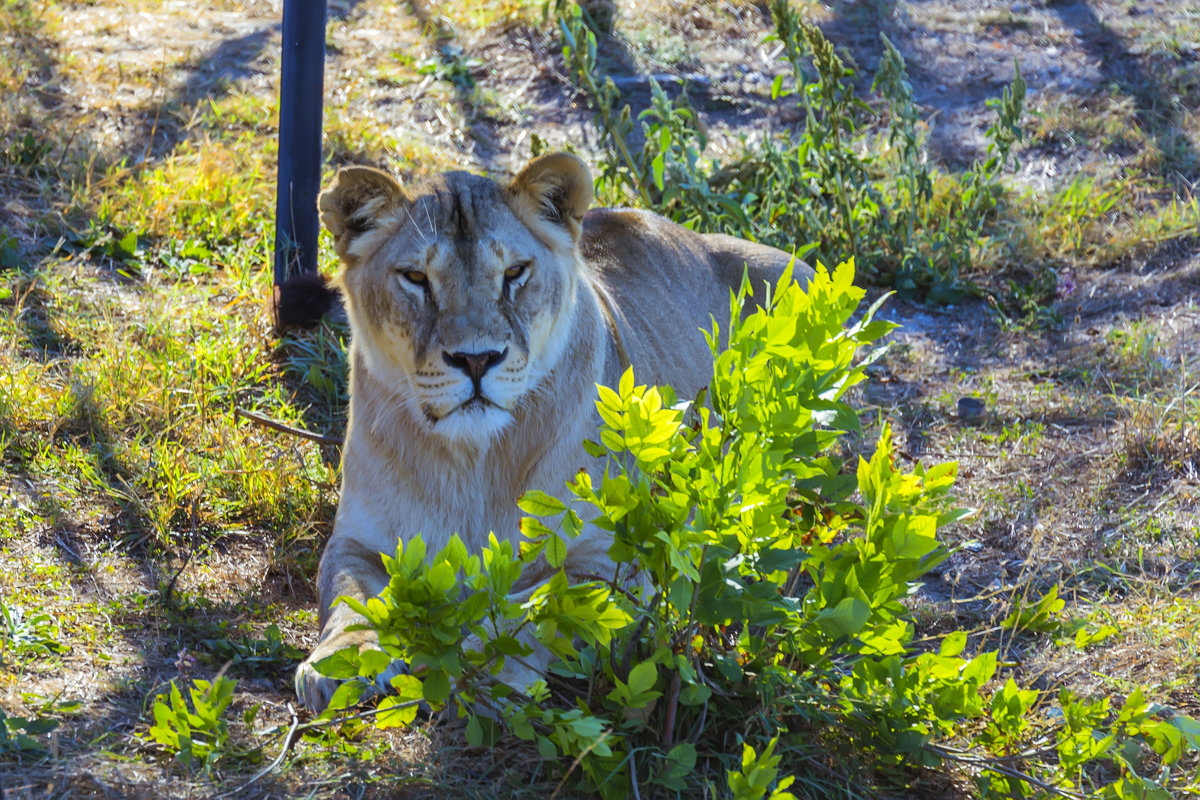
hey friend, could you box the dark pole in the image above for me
[273,0,327,300]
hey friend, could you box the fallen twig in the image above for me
[235,407,342,446]
[218,703,303,799]
[926,742,1087,800]
[218,697,424,796]
[548,728,615,800]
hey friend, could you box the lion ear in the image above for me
[508,153,593,243]
[318,166,406,261]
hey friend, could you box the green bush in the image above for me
[319,261,1198,797]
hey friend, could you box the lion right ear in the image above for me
[318,166,406,262]
[508,152,593,248]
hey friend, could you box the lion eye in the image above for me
[503,261,530,282]
[400,269,429,287]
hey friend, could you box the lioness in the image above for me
[295,152,813,711]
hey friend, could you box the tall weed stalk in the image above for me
[559,3,1027,304]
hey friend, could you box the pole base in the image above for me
[272,272,343,331]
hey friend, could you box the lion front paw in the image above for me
[294,638,407,713]
[294,657,342,712]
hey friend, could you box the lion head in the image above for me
[318,153,594,446]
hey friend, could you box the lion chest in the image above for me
[335,427,594,562]
[336,469,516,557]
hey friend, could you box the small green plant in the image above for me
[277,322,350,412]
[72,223,142,267]
[157,238,218,279]
[1,131,52,168]
[1001,584,1068,635]
[0,233,20,270]
[991,264,1062,330]
[0,598,68,664]
[417,46,481,91]
[1042,174,1122,256]
[558,11,652,208]
[0,706,58,757]
[727,738,796,800]
[147,675,253,770]
[203,623,305,678]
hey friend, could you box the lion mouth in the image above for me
[423,395,501,424]
[458,395,492,410]
[421,392,514,443]
[458,394,501,413]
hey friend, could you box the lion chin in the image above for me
[431,399,513,444]
[293,150,815,714]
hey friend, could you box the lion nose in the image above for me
[443,348,508,388]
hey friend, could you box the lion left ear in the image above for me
[319,166,407,263]
[507,153,593,243]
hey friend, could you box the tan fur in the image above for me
[295,153,814,711]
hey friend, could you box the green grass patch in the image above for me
[0,259,338,550]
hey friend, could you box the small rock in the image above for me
[936,83,948,93]
[1057,76,1074,90]
[1010,1,1030,13]
[957,397,986,422]
[1047,64,1062,76]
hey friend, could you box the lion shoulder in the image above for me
[577,207,810,392]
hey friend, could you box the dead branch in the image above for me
[235,407,342,446]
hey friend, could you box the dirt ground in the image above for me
[1,0,1198,797]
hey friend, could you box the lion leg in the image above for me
[295,537,396,712]
[460,580,552,699]
[462,530,621,700]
